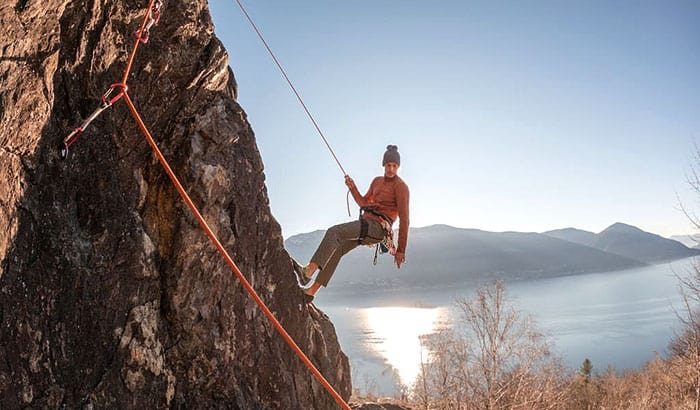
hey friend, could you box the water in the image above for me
[316,257,697,396]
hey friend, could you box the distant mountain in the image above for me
[543,228,596,246]
[285,224,648,293]
[592,223,700,263]
[284,229,326,262]
[670,234,700,249]
[543,223,700,263]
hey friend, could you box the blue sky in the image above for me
[209,0,700,238]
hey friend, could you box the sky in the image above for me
[208,0,700,239]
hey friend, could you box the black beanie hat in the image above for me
[382,145,400,166]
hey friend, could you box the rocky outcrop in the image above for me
[0,1,350,408]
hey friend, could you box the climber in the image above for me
[294,145,410,302]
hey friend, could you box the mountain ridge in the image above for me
[591,222,699,263]
[543,227,597,246]
[543,222,700,263]
[285,222,696,294]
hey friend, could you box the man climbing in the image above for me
[294,145,410,302]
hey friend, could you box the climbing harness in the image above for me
[60,2,350,409]
[357,218,369,245]
[358,207,396,265]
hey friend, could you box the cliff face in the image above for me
[0,1,350,408]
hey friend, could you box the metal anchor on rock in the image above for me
[59,83,127,160]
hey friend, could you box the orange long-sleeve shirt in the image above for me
[349,175,410,253]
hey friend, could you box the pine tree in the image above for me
[581,358,593,384]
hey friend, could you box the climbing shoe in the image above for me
[293,260,313,287]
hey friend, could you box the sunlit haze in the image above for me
[210,1,700,238]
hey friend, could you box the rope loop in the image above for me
[101,83,128,106]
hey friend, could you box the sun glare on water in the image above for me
[362,306,446,388]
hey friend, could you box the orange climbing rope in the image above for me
[61,2,350,409]
[122,93,351,410]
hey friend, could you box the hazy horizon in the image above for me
[283,220,694,240]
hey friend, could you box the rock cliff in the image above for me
[0,0,350,408]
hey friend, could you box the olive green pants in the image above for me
[311,219,385,287]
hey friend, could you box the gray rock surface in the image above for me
[0,0,350,408]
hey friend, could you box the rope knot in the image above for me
[101,83,128,106]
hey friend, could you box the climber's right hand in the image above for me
[344,175,356,190]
